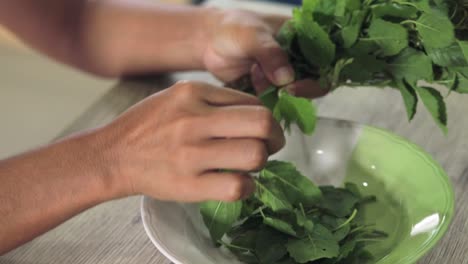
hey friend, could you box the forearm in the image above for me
[0,130,122,254]
[0,0,87,70]
[0,0,217,77]
[79,0,217,76]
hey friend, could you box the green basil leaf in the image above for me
[416,86,448,134]
[368,18,408,56]
[286,224,340,262]
[200,200,242,243]
[416,10,455,49]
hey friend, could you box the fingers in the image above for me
[251,63,271,94]
[245,33,295,87]
[261,14,290,33]
[194,172,255,201]
[252,75,328,100]
[203,105,285,153]
[243,19,329,98]
[197,139,268,172]
[245,33,328,98]
[170,80,285,152]
[174,81,260,106]
[251,71,329,99]
[287,79,329,98]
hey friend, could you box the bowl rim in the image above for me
[140,117,456,264]
[361,126,455,263]
[141,197,185,264]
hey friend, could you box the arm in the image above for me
[0,130,119,253]
[0,0,215,76]
[0,0,325,97]
[0,81,285,254]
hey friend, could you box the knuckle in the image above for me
[172,118,191,136]
[171,81,200,100]
[174,177,198,201]
[258,37,281,51]
[171,117,198,142]
[268,49,289,65]
[254,107,274,137]
[230,24,257,39]
[245,141,268,171]
[279,133,286,149]
[171,149,200,180]
[224,176,245,201]
[176,147,194,167]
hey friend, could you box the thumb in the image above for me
[248,33,295,87]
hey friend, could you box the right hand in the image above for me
[98,81,285,202]
[203,9,328,98]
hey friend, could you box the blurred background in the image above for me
[0,20,115,159]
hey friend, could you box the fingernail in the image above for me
[274,67,294,86]
[241,178,256,199]
[284,84,296,96]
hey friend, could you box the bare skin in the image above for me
[0,0,326,254]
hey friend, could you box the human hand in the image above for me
[98,81,285,202]
[203,9,328,98]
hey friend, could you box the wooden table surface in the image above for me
[1,1,468,264]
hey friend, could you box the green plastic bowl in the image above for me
[141,118,455,264]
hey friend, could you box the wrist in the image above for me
[197,7,224,70]
[77,2,225,76]
[61,128,130,201]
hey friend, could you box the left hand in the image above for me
[203,9,328,98]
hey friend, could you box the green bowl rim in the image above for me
[360,124,455,264]
[141,117,456,264]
